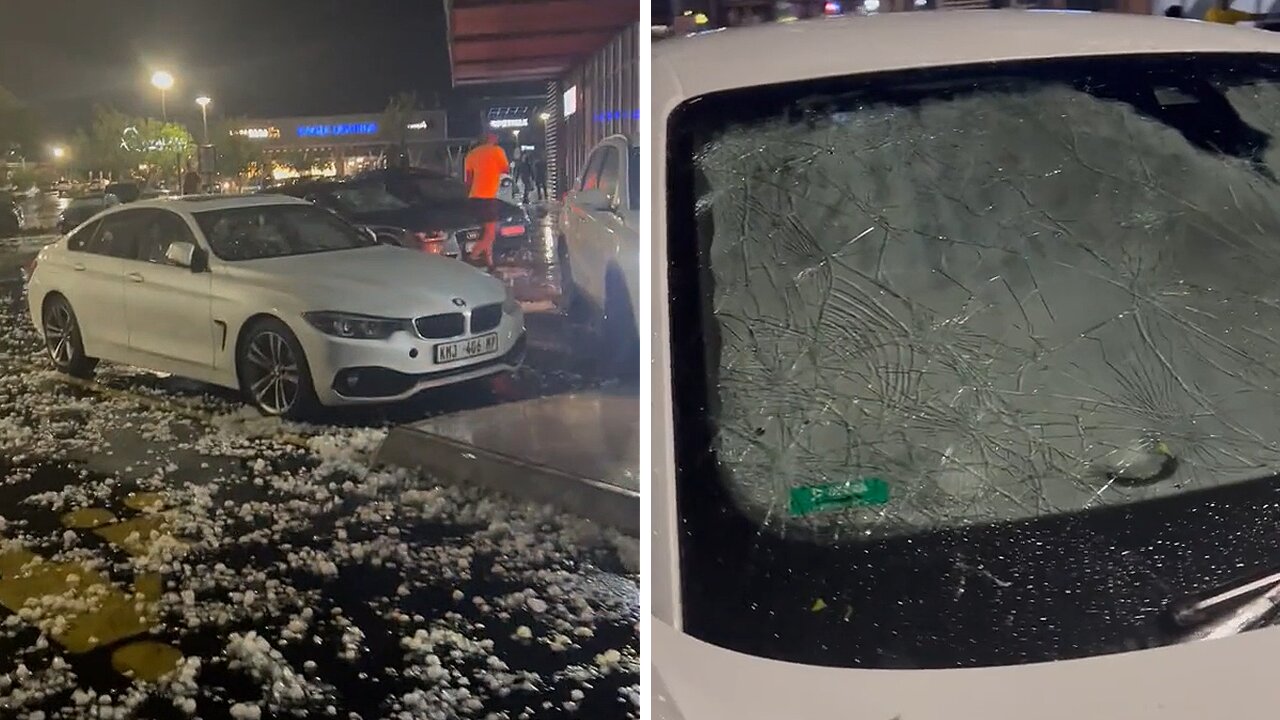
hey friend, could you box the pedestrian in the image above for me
[464,133,509,200]
[463,133,510,268]
[532,152,547,202]
[517,153,536,205]
[1204,0,1265,24]
[181,162,200,196]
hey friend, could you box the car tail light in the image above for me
[414,231,448,254]
[499,224,525,238]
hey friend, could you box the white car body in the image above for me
[28,195,524,409]
[653,10,1280,720]
[559,134,640,327]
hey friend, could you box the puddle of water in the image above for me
[110,640,184,681]
[60,508,117,529]
[0,558,154,653]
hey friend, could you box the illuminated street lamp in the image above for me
[49,146,66,160]
[151,70,175,121]
[195,96,212,143]
[538,112,550,121]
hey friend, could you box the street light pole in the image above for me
[196,96,211,144]
[151,71,174,122]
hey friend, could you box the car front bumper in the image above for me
[297,309,525,406]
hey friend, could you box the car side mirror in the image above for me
[166,241,196,268]
[577,188,611,212]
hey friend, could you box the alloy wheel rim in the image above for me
[44,304,74,367]
[245,330,299,415]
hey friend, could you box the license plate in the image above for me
[434,333,499,363]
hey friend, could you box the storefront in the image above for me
[447,0,639,199]
[225,110,450,180]
[482,102,547,171]
[549,23,639,199]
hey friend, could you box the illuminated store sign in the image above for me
[296,122,379,138]
[593,110,641,122]
[488,118,528,129]
[563,86,577,118]
[231,127,280,140]
[405,120,431,130]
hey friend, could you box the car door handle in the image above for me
[126,272,144,283]
[72,263,85,272]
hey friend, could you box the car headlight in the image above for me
[502,284,519,313]
[302,312,407,340]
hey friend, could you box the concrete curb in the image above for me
[375,424,640,536]
[0,234,59,248]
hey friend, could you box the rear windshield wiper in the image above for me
[1169,566,1280,641]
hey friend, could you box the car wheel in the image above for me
[237,318,318,420]
[601,277,639,384]
[42,295,98,378]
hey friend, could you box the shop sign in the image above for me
[563,86,577,118]
[231,127,280,140]
[296,122,379,138]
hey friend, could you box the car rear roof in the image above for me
[654,10,1280,104]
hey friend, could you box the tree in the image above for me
[133,118,196,178]
[380,91,429,168]
[0,86,42,163]
[73,105,133,177]
[71,106,194,181]
[211,117,266,179]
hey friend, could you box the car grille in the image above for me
[470,304,503,333]
[414,313,464,339]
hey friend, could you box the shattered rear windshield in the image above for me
[194,204,376,261]
[668,54,1280,668]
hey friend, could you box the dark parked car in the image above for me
[350,167,529,244]
[57,192,120,234]
[101,182,169,204]
[0,193,21,238]
[269,178,527,262]
[104,181,142,203]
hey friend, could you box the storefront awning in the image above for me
[448,0,638,85]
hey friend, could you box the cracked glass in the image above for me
[668,54,1280,668]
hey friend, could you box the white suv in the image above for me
[558,134,639,378]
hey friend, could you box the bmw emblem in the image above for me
[452,297,466,307]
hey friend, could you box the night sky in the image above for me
[0,0,459,133]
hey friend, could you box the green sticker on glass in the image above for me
[789,477,889,516]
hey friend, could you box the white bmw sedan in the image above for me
[27,194,525,418]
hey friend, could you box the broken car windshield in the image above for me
[194,204,377,261]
